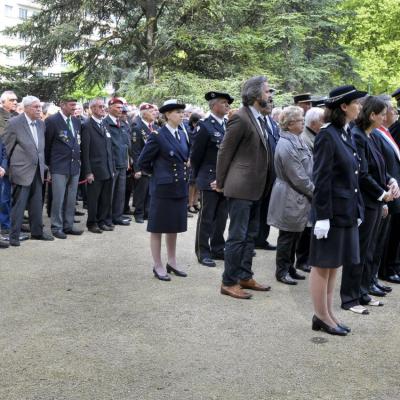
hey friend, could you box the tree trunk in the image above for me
[144,0,157,83]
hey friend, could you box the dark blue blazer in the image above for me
[44,112,81,175]
[312,123,364,227]
[352,125,390,210]
[131,116,152,173]
[389,120,400,148]
[138,125,189,198]
[0,138,7,173]
[103,115,130,169]
[190,115,225,191]
[372,129,400,214]
[266,115,280,154]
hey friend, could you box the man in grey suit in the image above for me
[3,96,54,246]
[215,76,273,299]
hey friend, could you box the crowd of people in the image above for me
[1,75,400,337]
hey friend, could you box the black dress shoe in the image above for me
[0,240,9,248]
[200,257,216,267]
[64,228,84,235]
[385,274,400,284]
[337,323,351,333]
[368,284,386,297]
[211,253,224,260]
[296,264,311,273]
[134,217,144,223]
[113,219,130,226]
[19,233,30,241]
[99,224,113,232]
[75,210,85,216]
[166,263,187,277]
[31,233,54,241]
[312,315,347,336]
[290,271,306,280]
[277,274,297,285]
[153,268,171,281]
[255,242,277,250]
[375,282,392,293]
[53,231,67,239]
[88,226,103,234]
[9,238,20,247]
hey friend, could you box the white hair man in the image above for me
[301,107,325,151]
[2,96,54,246]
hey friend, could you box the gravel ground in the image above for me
[0,210,399,400]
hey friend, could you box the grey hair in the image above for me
[378,94,394,109]
[271,107,282,120]
[279,106,303,130]
[0,90,17,103]
[22,95,40,108]
[89,98,104,108]
[305,107,324,127]
[208,98,220,110]
[241,76,268,106]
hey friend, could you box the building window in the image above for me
[19,8,28,20]
[20,50,26,62]
[4,5,13,17]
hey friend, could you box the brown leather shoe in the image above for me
[221,284,252,299]
[239,278,271,291]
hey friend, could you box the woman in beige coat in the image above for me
[267,106,314,285]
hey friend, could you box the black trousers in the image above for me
[380,213,400,278]
[195,190,228,260]
[133,176,149,218]
[124,172,134,212]
[109,167,126,223]
[222,198,260,286]
[276,230,301,279]
[371,214,390,282]
[341,207,382,309]
[295,227,311,268]
[255,191,271,246]
[86,178,112,227]
[10,167,43,241]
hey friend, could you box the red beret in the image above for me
[139,103,155,111]
[108,97,124,106]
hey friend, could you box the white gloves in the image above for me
[314,219,330,239]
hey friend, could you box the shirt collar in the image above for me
[141,118,150,128]
[92,116,103,125]
[210,113,224,125]
[166,123,178,136]
[24,113,34,126]
[59,111,71,122]
[108,114,118,125]
[249,105,262,121]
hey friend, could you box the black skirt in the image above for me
[147,196,188,233]
[308,225,360,268]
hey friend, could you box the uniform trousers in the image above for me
[110,167,126,223]
[86,178,113,228]
[124,172,134,212]
[276,230,301,279]
[371,214,390,283]
[133,176,149,218]
[295,227,311,268]
[222,198,260,286]
[195,190,227,260]
[0,175,11,230]
[380,213,400,278]
[341,207,382,309]
[50,173,79,233]
[10,167,43,241]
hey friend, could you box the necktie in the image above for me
[174,130,180,141]
[257,116,268,142]
[149,123,154,131]
[30,121,38,147]
[116,119,120,128]
[66,117,73,133]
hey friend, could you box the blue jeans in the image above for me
[222,198,260,286]
[0,176,11,230]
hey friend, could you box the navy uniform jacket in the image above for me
[103,115,130,169]
[312,123,364,227]
[190,115,225,191]
[138,125,189,199]
[372,129,400,214]
[389,120,400,148]
[45,112,81,175]
[0,137,7,172]
[352,125,390,210]
[81,117,115,181]
[266,115,280,154]
[131,116,152,173]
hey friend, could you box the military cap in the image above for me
[139,103,156,111]
[108,97,124,106]
[159,99,186,114]
[293,93,312,103]
[205,91,234,104]
[311,97,327,107]
[325,85,367,108]
[391,87,400,101]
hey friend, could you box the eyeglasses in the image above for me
[8,98,18,102]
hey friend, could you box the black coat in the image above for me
[312,123,364,227]
[44,112,81,175]
[190,115,225,191]
[131,116,152,173]
[103,115,130,169]
[372,129,400,214]
[389,120,400,148]
[352,125,390,210]
[81,117,115,181]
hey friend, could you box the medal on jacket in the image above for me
[341,133,347,142]
[169,150,174,156]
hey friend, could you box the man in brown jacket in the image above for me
[214,75,273,299]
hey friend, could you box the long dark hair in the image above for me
[324,101,352,128]
[355,96,386,131]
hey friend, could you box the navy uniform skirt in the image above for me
[147,196,188,233]
[308,225,360,268]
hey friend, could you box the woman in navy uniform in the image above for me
[308,85,366,336]
[138,99,190,281]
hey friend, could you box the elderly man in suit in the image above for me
[45,97,83,239]
[215,75,273,299]
[3,96,54,246]
[81,98,115,233]
[0,137,9,248]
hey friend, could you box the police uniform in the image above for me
[191,111,229,263]
[138,123,189,233]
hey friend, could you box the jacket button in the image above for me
[353,152,357,156]
[175,179,178,182]
[355,171,358,175]
[355,188,358,193]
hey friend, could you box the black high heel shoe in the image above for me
[337,323,351,333]
[153,268,171,281]
[166,263,187,277]
[312,315,347,336]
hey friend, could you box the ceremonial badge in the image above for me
[169,150,174,156]
[341,133,347,142]
[214,132,221,137]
